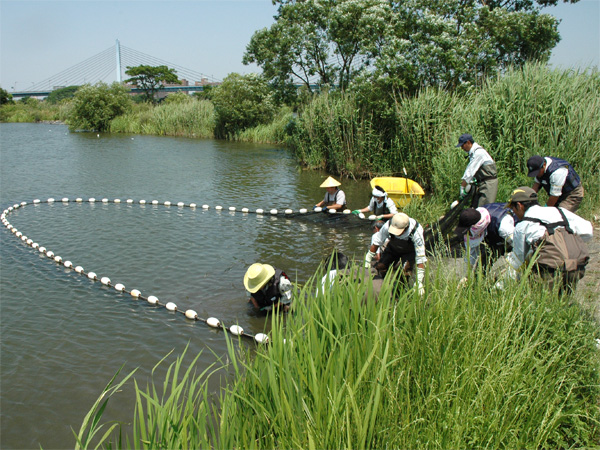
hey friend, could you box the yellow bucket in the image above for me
[370,177,425,208]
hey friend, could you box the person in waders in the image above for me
[367,213,427,295]
[526,155,584,212]
[314,176,347,211]
[454,203,517,272]
[352,186,398,220]
[456,133,498,207]
[500,186,592,294]
[244,263,292,313]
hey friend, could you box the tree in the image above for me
[245,0,569,98]
[47,86,79,104]
[125,65,180,103]
[244,0,389,94]
[67,82,131,132]
[0,87,14,105]
[211,73,277,138]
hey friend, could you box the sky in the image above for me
[0,0,598,92]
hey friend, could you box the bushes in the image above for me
[211,73,277,139]
[67,82,132,132]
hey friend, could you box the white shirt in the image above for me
[323,189,346,206]
[367,196,398,215]
[534,157,569,197]
[462,143,494,184]
[372,218,427,265]
[510,205,593,269]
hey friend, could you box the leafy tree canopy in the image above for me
[245,0,572,98]
[67,82,131,132]
[46,85,79,104]
[211,73,277,138]
[125,65,180,103]
[1,87,14,105]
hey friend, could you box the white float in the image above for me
[314,207,322,212]
[75,266,84,273]
[229,325,244,336]
[87,272,97,280]
[139,199,146,204]
[270,209,278,215]
[130,289,141,298]
[285,209,293,214]
[114,283,125,292]
[33,199,41,204]
[177,202,185,207]
[164,201,171,206]
[47,198,55,203]
[185,310,198,320]
[152,200,158,205]
[64,261,73,268]
[62,198,69,203]
[256,209,264,214]
[102,198,108,203]
[126,199,133,204]
[147,295,159,305]
[100,277,111,285]
[206,317,220,328]
[54,256,62,263]
[255,333,269,344]
[46,251,54,258]
[215,205,223,210]
[89,198,96,203]
[368,215,377,221]
[166,302,177,311]
[242,207,249,213]
[229,206,236,211]
[202,204,209,209]
[189,203,197,208]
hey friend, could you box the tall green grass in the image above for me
[76,261,600,449]
[109,98,215,138]
[233,106,295,144]
[291,62,600,218]
[0,100,66,122]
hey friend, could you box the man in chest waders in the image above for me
[368,213,427,296]
[315,176,347,211]
[457,133,498,207]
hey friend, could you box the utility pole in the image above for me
[116,39,122,83]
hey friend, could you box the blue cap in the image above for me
[456,133,473,147]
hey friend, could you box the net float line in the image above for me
[1,198,283,344]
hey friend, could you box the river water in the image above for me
[0,123,374,449]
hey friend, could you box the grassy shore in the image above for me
[76,259,600,449]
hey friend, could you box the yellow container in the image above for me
[370,177,425,208]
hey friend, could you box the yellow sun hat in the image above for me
[320,176,341,188]
[244,263,276,293]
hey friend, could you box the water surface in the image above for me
[0,123,373,449]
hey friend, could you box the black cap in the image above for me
[456,133,473,147]
[526,155,545,177]
[454,208,481,235]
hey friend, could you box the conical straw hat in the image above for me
[320,176,341,188]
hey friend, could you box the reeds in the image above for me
[76,262,600,449]
[109,98,215,138]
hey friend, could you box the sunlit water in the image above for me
[0,123,374,449]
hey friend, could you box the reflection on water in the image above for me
[0,123,373,449]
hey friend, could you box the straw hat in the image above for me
[320,176,341,188]
[388,213,410,236]
[244,263,275,293]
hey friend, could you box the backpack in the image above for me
[522,208,589,272]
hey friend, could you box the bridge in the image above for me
[10,40,221,98]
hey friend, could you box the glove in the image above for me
[351,210,360,215]
[376,215,384,220]
[458,276,468,288]
[416,267,425,296]
[450,200,459,209]
[459,186,466,199]
[313,205,318,210]
[364,251,376,268]
[358,212,365,219]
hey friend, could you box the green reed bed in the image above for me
[290,63,600,218]
[0,100,66,123]
[233,107,295,144]
[77,261,600,449]
[110,99,215,138]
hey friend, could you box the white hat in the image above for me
[372,188,385,197]
[388,213,410,236]
[244,263,275,293]
[320,176,341,188]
